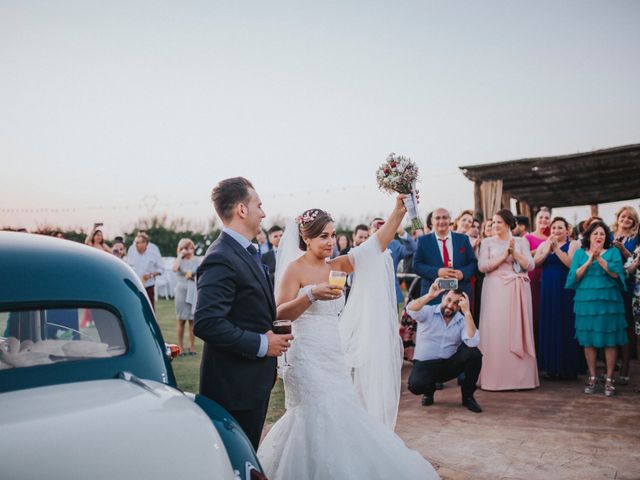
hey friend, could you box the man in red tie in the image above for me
[412,208,478,306]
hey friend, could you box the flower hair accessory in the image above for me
[296,209,330,226]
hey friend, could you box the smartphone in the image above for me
[436,278,458,290]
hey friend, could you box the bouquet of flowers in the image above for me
[376,153,423,230]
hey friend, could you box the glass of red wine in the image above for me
[273,320,292,368]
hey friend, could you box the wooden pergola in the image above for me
[459,143,640,222]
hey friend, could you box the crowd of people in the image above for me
[212,202,637,409]
[31,201,640,403]
[396,205,639,406]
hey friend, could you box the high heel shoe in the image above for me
[604,377,616,397]
[584,376,597,394]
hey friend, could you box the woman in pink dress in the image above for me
[525,207,551,343]
[478,209,539,391]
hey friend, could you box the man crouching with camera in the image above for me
[406,282,483,413]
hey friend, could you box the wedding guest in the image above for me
[478,209,538,391]
[452,210,474,234]
[467,218,482,254]
[610,206,640,384]
[481,219,494,239]
[513,215,530,237]
[261,225,283,283]
[624,243,640,378]
[173,238,200,355]
[126,232,164,310]
[255,229,270,255]
[345,224,370,298]
[352,224,369,247]
[526,207,551,345]
[534,217,582,379]
[413,207,477,304]
[466,218,482,320]
[126,230,162,257]
[406,284,482,413]
[111,237,126,259]
[568,216,603,261]
[424,211,434,234]
[85,223,111,252]
[332,233,351,258]
[566,220,627,396]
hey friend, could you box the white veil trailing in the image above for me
[274,219,305,297]
[340,233,403,431]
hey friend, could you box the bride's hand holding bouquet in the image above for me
[376,153,422,230]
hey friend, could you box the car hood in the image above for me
[0,378,237,480]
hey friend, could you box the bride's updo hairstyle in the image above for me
[296,208,334,250]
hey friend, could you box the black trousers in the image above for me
[408,344,482,398]
[228,395,271,451]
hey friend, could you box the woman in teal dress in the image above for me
[566,220,627,397]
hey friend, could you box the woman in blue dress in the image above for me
[534,217,582,379]
[610,206,639,385]
[566,221,627,397]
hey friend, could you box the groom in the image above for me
[194,177,293,449]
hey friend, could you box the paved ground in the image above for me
[397,360,640,480]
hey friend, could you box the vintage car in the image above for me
[0,231,267,480]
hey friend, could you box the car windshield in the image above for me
[0,307,127,370]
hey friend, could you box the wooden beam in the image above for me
[474,181,483,222]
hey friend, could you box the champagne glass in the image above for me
[273,320,292,368]
[328,270,347,289]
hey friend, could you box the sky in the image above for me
[1,1,639,237]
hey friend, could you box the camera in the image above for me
[436,278,458,290]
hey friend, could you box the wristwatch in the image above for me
[306,287,317,304]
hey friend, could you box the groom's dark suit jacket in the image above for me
[194,232,277,411]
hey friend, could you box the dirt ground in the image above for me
[396,360,640,480]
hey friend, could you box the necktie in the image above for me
[246,245,262,269]
[440,238,451,268]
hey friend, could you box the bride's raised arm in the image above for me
[328,194,407,272]
[374,195,408,252]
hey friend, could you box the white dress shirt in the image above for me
[435,230,454,267]
[407,303,480,361]
[126,247,164,287]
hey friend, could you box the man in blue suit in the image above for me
[413,208,477,305]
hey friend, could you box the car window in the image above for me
[0,307,127,370]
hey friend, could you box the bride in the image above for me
[257,195,440,479]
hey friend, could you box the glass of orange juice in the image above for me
[328,270,347,289]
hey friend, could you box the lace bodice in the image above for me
[281,286,350,410]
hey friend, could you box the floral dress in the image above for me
[624,244,640,333]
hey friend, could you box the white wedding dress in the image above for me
[257,230,440,480]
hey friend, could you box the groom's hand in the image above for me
[265,330,294,357]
